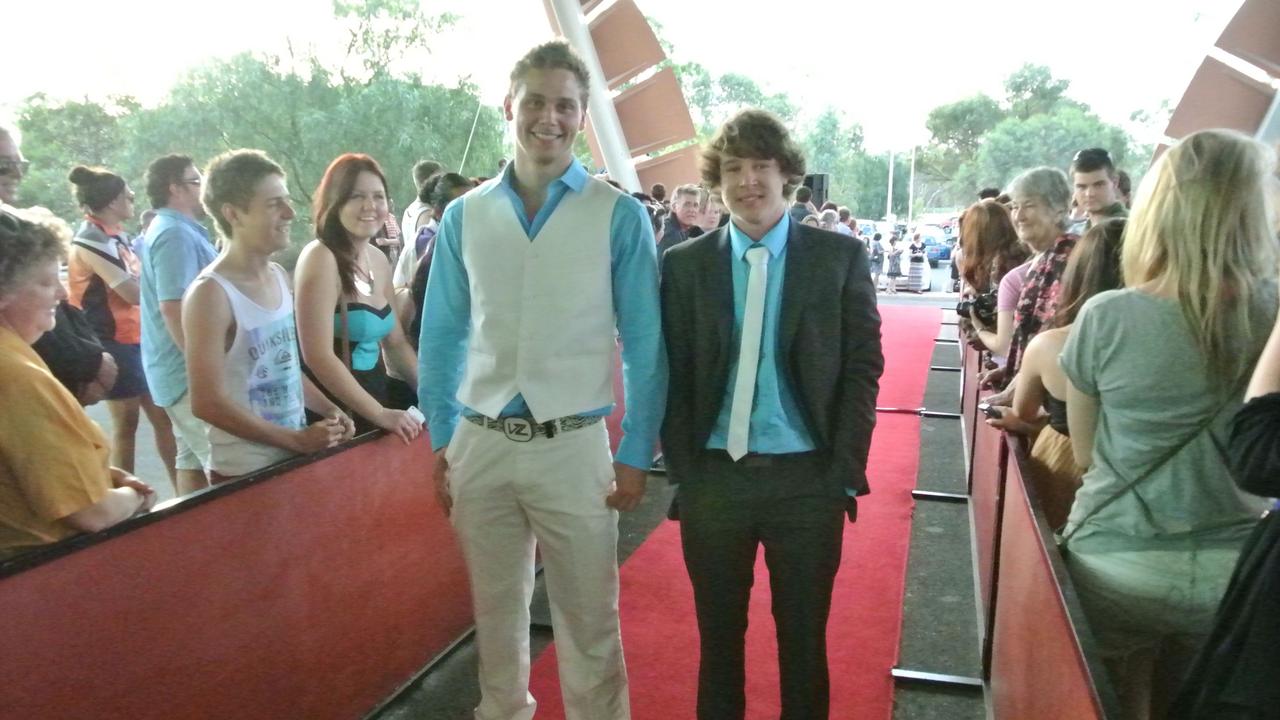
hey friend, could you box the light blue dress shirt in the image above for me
[139,208,217,407]
[418,160,667,470]
[706,213,817,454]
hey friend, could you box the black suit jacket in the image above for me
[660,221,884,498]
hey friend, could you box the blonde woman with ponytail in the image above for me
[1058,129,1279,720]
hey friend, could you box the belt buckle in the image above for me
[502,417,534,442]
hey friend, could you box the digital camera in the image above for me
[956,292,998,328]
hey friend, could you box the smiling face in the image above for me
[504,67,587,172]
[0,259,66,344]
[1009,195,1062,251]
[719,155,788,238]
[338,171,389,242]
[228,173,295,253]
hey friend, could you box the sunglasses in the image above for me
[0,159,29,177]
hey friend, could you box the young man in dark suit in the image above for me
[660,109,884,720]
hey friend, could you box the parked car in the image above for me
[911,224,951,267]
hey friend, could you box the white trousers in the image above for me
[446,418,630,720]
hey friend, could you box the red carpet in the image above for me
[531,305,940,718]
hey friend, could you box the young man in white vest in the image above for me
[182,149,353,483]
[418,41,666,720]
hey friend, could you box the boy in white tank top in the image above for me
[183,150,354,482]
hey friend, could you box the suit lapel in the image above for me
[779,222,815,351]
[706,228,735,363]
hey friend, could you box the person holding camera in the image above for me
[956,199,1029,361]
[985,219,1125,528]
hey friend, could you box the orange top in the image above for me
[67,217,142,344]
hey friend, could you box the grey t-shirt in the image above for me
[1060,288,1273,550]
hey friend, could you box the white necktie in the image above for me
[727,245,769,461]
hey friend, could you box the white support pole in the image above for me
[548,0,642,192]
[907,146,917,225]
[1257,88,1280,146]
[885,150,895,221]
[458,99,484,174]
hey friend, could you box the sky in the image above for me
[2,0,1248,152]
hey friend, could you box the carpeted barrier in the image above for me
[960,343,982,488]
[0,433,471,720]
[529,305,940,719]
[958,348,1122,717]
[970,419,1007,666]
[989,438,1118,718]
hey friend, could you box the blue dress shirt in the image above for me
[139,208,217,407]
[418,160,667,470]
[706,213,817,454]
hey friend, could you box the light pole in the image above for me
[885,150,894,221]
[907,146,917,226]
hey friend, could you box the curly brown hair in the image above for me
[700,110,806,199]
[0,206,70,298]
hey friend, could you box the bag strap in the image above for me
[335,292,353,416]
[1062,386,1240,543]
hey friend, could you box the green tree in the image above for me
[12,0,504,267]
[1004,63,1086,120]
[926,94,1005,158]
[16,94,135,221]
[332,0,458,81]
[915,63,1147,207]
[670,63,798,135]
[971,106,1133,190]
[800,108,876,214]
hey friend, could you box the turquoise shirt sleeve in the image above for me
[418,201,470,452]
[610,195,668,470]
[151,226,207,302]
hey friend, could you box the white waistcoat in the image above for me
[456,176,621,421]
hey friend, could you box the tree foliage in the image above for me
[971,107,1132,191]
[672,62,797,137]
[15,11,1153,236]
[14,0,502,262]
[918,63,1144,209]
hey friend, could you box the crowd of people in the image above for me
[960,134,1279,719]
[0,34,1277,720]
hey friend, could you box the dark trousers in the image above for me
[678,451,847,720]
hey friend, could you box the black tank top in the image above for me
[1044,391,1069,436]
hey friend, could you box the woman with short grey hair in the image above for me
[991,166,1078,390]
[1007,166,1072,224]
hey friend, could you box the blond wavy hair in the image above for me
[1121,129,1279,382]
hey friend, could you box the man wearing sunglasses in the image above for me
[139,154,218,495]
